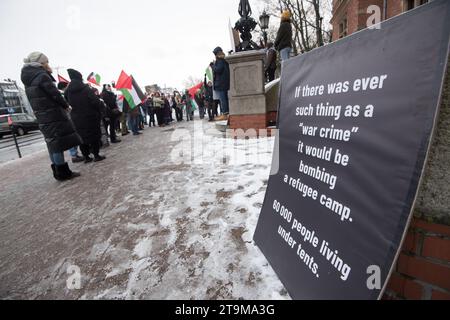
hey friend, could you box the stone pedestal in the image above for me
[226,50,267,131]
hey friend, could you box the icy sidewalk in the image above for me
[0,120,290,300]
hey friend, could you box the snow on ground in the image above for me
[0,120,290,300]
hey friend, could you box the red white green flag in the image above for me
[205,66,213,84]
[87,72,101,86]
[58,74,70,84]
[115,70,145,109]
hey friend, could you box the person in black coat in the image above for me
[101,84,121,143]
[274,10,293,61]
[211,46,230,121]
[21,52,81,181]
[65,69,106,163]
[204,76,215,122]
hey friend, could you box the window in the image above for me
[0,117,7,123]
[404,0,429,11]
[339,18,348,39]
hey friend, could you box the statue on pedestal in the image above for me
[235,0,258,52]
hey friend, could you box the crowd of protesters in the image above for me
[19,45,234,182]
[19,10,293,182]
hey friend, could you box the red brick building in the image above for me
[330,0,450,300]
[331,0,429,41]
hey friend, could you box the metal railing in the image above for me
[0,130,44,160]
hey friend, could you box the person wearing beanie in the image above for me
[275,10,293,61]
[65,68,106,163]
[211,46,230,121]
[21,52,81,181]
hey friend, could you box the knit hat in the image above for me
[213,47,223,55]
[23,52,49,65]
[281,10,291,21]
[67,69,83,81]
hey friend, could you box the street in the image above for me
[0,131,45,164]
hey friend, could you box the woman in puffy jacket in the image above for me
[21,52,81,181]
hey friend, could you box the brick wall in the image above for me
[384,218,450,300]
[331,0,405,41]
[229,114,268,131]
[387,0,404,18]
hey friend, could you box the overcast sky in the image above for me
[1,0,269,90]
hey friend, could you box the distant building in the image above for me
[145,84,161,95]
[0,80,33,115]
[330,0,430,41]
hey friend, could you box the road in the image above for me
[0,131,46,164]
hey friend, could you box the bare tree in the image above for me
[257,0,332,54]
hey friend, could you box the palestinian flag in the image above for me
[116,70,145,109]
[87,72,101,86]
[58,74,69,84]
[188,82,203,98]
[190,99,198,111]
[205,66,213,84]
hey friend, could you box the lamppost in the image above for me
[259,10,270,47]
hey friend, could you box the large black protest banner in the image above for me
[254,0,450,300]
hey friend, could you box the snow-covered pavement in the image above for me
[0,120,290,300]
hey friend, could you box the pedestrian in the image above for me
[57,81,84,163]
[183,91,194,121]
[120,101,130,136]
[153,92,164,127]
[195,91,206,119]
[211,47,230,121]
[92,86,110,149]
[127,101,141,135]
[162,94,171,125]
[145,95,156,127]
[265,41,277,82]
[175,93,184,122]
[204,76,215,122]
[274,10,293,61]
[65,69,106,163]
[101,84,122,143]
[21,52,81,180]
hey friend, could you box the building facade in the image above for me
[331,0,430,41]
[0,80,33,115]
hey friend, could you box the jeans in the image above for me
[69,147,78,157]
[128,113,139,134]
[48,150,65,165]
[280,47,292,61]
[216,91,229,115]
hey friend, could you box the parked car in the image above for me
[0,113,39,138]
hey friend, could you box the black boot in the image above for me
[55,163,81,181]
[94,155,106,162]
[51,164,63,181]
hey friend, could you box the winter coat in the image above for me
[65,79,103,145]
[153,97,163,108]
[20,65,81,153]
[274,20,292,51]
[101,89,120,117]
[212,58,230,92]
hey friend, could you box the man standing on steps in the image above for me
[211,47,230,121]
[275,10,293,62]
